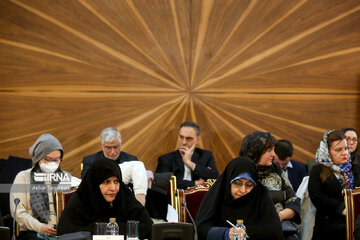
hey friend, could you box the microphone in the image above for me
[182,201,198,240]
[12,198,20,240]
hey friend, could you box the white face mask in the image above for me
[40,162,59,173]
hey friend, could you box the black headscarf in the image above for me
[195,157,284,240]
[57,159,152,238]
[341,127,360,166]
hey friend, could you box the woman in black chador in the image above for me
[196,157,283,240]
[57,158,152,238]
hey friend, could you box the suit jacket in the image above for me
[155,148,219,189]
[287,160,308,192]
[81,151,137,179]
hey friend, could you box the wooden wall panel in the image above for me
[0,0,359,177]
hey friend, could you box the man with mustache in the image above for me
[82,127,147,206]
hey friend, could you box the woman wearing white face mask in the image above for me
[10,133,64,240]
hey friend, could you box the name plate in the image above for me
[93,235,124,240]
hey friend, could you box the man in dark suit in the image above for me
[274,139,308,192]
[155,121,219,189]
[82,127,147,205]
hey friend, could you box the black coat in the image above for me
[308,164,346,240]
[156,148,219,189]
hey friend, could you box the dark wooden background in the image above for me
[0,0,359,177]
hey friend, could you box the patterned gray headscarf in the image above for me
[316,130,354,189]
[316,130,342,173]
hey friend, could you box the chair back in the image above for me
[56,187,77,223]
[169,175,178,212]
[177,179,215,223]
[343,188,360,240]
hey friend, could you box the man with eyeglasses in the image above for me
[81,127,148,206]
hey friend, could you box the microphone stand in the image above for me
[182,201,198,240]
[12,198,20,240]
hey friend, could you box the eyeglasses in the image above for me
[43,157,61,163]
[232,180,255,188]
[346,137,358,143]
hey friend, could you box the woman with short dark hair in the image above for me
[239,131,301,240]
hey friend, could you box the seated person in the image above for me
[196,157,283,240]
[57,158,153,238]
[156,121,219,189]
[239,132,301,239]
[342,128,360,167]
[82,127,147,206]
[308,130,355,240]
[342,128,360,186]
[10,133,78,240]
[119,161,147,204]
[274,139,308,192]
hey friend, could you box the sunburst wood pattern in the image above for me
[0,0,359,177]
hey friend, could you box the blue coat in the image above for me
[287,160,308,192]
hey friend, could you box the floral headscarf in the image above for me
[316,130,354,189]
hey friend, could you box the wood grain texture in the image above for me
[0,0,359,177]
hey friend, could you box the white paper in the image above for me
[166,204,179,222]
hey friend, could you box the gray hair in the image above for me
[100,127,121,144]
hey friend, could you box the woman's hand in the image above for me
[229,227,245,240]
[40,224,57,236]
[278,208,296,221]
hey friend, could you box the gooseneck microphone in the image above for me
[12,198,20,240]
[182,201,198,240]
